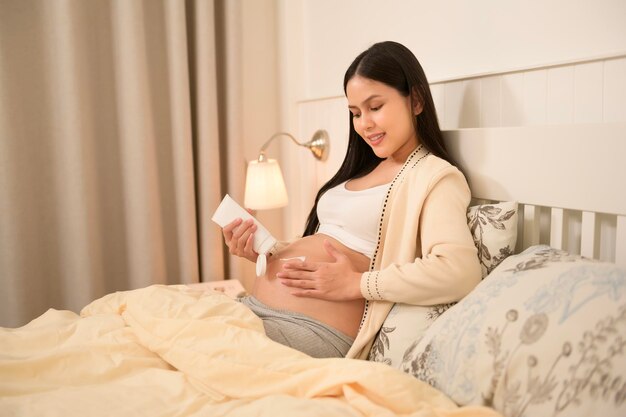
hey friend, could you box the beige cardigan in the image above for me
[346,146,481,359]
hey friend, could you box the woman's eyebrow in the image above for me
[348,94,382,109]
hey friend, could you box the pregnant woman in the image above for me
[222,41,481,359]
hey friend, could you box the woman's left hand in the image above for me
[276,240,364,301]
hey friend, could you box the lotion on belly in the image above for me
[211,194,278,276]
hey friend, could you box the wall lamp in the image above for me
[244,130,329,210]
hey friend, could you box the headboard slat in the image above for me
[523,205,541,248]
[616,216,626,268]
[550,208,565,250]
[580,211,598,259]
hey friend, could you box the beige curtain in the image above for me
[0,0,229,327]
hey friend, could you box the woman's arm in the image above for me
[361,169,481,305]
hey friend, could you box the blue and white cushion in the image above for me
[403,245,626,417]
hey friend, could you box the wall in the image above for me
[275,0,626,261]
[287,0,626,99]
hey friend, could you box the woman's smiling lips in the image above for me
[367,133,385,146]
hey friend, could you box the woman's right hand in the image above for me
[222,218,258,263]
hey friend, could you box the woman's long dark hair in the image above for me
[302,41,456,236]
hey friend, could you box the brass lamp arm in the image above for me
[257,130,329,162]
[258,132,303,162]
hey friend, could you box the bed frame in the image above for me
[290,102,625,268]
[286,49,626,270]
[445,122,626,268]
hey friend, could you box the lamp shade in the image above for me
[244,158,288,210]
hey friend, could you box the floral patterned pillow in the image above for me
[467,201,518,278]
[401,245,626,417]
[368,302,454,367]
[368,201,518,366]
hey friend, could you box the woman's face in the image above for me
[346,75,420,161]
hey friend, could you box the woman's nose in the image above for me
[358,113,374,131]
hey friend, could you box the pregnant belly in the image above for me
[252,233,369,338]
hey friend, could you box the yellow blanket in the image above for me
[0,285,500,417]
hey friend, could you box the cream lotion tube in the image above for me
[211,194,277,276]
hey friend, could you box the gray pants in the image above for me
[239,296,353,358]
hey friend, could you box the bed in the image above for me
[1,123,624,417]
[365,122,626,417]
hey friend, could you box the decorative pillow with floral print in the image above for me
[368,201,518,366]
[368,302,454,367]
[467,201,518,278]
[401,245,626,417]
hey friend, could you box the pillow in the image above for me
[467,201,518,278]
[368,302,454,366]
[400,245,626,417]
[368,201,518,366]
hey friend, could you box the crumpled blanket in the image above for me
[0,285,501,417]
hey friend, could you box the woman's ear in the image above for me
[411,88,424,116]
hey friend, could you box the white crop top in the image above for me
[316,180,390,258]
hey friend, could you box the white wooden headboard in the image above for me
[286,101,626,268]
[445,122,626,267]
